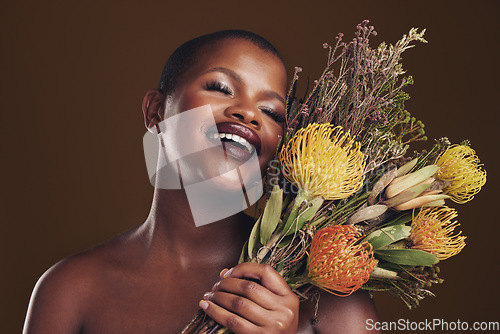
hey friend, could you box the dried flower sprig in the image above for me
[364,265,443,309]
[286,20,427,181]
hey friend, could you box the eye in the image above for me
[205,81,233,96]
[260,107,286,123]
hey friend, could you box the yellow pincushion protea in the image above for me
[307,225,376,296]
[436,145,486,204]
[409,206,466,261]
[280,123,365,200]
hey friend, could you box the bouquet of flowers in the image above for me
[181,20,487,333]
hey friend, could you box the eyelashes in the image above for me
[260,107,286,123]
[205,80,286,123]
[205,81,233,95]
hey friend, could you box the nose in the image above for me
[224,102,262,129]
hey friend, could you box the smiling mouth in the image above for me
[208,132,255,154]
[205,123,261,162]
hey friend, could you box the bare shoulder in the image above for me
[23,230,136,334]
[302,290,381,334]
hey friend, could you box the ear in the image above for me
[142,89,165,132]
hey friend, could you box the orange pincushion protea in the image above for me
[307,225,376,296]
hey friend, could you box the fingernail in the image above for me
[219,268,228,278]
[203,292,213,300]
[199,299,209,310]
[211,281,220,292]
[223,268,233,278]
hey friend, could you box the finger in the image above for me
[223,263,291,296]
[212,277,276,310]
[206,290,270,326]
[199,299,259,334]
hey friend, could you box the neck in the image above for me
[139,188,253,270]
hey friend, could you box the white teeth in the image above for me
[211,132,253,153]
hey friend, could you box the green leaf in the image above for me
[309,215,328,228]
[248,216,261,259]
[282,194,292,213]
[282,192,307,235]
[276,260,284,273]
[238,240,248,264]
[396,158,418,177]
[377,261,414,272]
[277,234,294,248]
[375,249,438,266]
[297,197,324,228]
[260,185,283,245]
[364,225,411,250]
[286,276,306,285]
[285,197,324,236]
[382,213,413,227]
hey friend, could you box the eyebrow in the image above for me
[262,90,286,107]
[204,67,243,84]
[203,67,286,106]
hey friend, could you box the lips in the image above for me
[206,122,262,161]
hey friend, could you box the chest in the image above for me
[80,269,316,333]
[80,267,216,333]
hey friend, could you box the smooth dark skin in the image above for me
[23,39,381,333]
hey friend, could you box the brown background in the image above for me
[1,0,498,332]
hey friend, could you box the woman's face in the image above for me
[162,38,287,187]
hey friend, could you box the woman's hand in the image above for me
[199,262,299,334]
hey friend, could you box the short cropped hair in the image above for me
[158,30,284,94]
